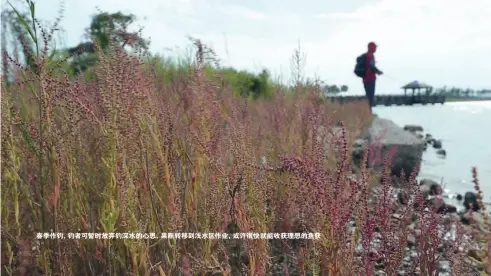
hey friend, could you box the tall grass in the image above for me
[0,4,484,276]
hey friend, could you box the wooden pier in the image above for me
[325,80,446,106]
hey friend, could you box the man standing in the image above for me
[363,42,383,113]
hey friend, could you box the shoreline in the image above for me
[352,116,486,274]
[355,116,482,211]
[373,100,491,205]
[445,98,491,102]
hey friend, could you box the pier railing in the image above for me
[324,93,446,106]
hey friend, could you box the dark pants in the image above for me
[364,80,376,112]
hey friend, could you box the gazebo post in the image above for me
[401,81,434,105]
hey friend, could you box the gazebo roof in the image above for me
[401,81,433,89]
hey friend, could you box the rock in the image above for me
[388,175,410,188]
[415,133,424,140]
[353,138,366,148]
[398,191,409,205]
[392,213,402,220]
[426,137,436,145]
[444,204,457,214]
[468,248,482,262]
[456,194,463,201]
[428,197,442,210]
[375,270,387,276]
[419,179,442,198]
[351,147,364,165]
[463,192,480,211]
[354,118,425,178]
[459,211,470,225]
[407,234,416,247]
[432,139,442,149]
[403,125,424,132]
[428,198,457,214]
[425,133,433,139]
[439,260,451,274]
[436,149,446,157]
[460,211,490,231]
[260,156,267,165]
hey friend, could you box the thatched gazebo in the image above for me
[401,80,433,96]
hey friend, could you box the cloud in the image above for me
[303,0,491,92]
[317,0,491,54]
[217,5,266,20]
[28,0,491,94]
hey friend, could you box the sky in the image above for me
[7,0,491,95]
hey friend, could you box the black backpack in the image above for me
[354,53,367,78]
